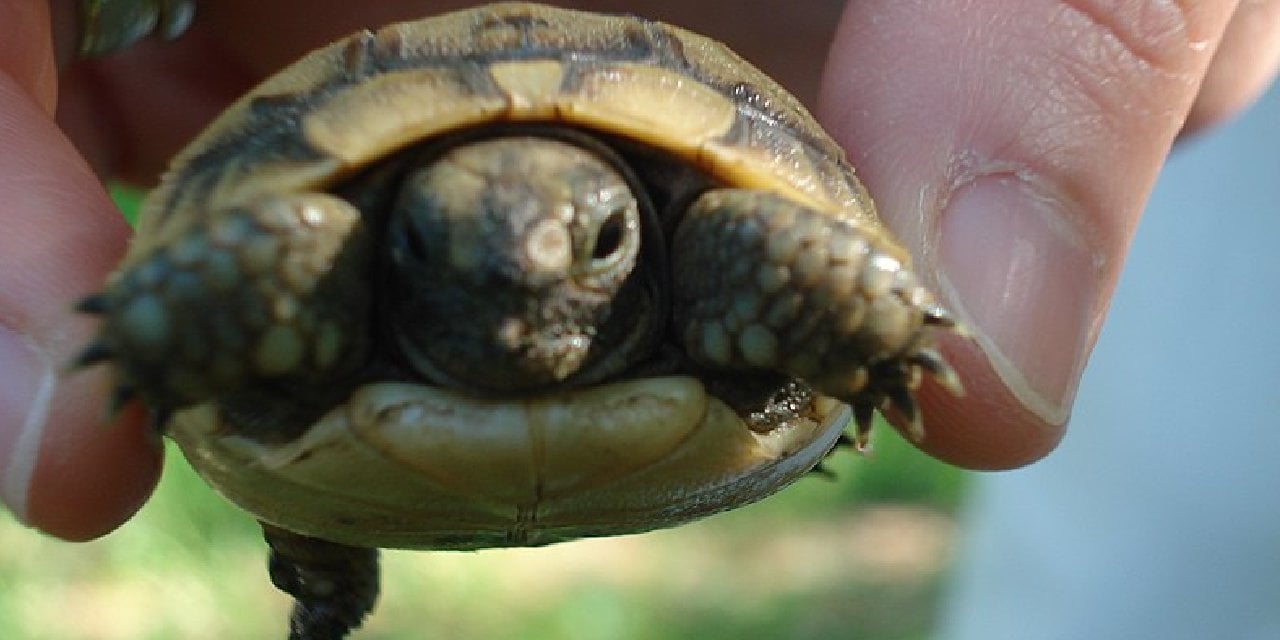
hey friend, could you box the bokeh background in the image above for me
[937,78,1280,640]
[3,55,1275,640]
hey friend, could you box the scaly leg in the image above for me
[673,189,962,444]
[74,193,371,422]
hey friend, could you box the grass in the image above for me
[0,189,969,639]
[1,429,966,640]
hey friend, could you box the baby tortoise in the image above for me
[75,3,962,638]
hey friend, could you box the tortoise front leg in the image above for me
[263,524,380,640]
[673,189,962,444]
[74,193,372,421]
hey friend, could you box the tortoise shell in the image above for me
[83,0,962,548]
[129,2,887,260]
[78,7,961,636]
[78,4,963,637]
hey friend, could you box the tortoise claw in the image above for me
[148,406,175,435]
[887,386,924,442]
[910,348,964,397]
[851,402,876,451]
[74,293,111,315]
[106,384,138,419]
[70,341,115,369]
[922,304,955,327]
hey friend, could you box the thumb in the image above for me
[819,1,1241,468]
[0,1,160,540]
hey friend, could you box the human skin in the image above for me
[1,0,1277,541]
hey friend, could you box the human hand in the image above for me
[818,1,1280,468]
[2,0,1276,541]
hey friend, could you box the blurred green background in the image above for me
[0,189,970,640]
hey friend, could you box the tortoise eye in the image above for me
[582,200,638,279]
[592,207,628,262]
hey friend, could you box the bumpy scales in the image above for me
[75,4,963,639]
[674,189,962,443]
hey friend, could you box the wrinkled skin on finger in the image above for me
[818,0,1273,468]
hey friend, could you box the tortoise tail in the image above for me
[264,525,380,640]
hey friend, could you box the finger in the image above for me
[0,10,161,540]
[1183,0,1280,135]
[818,0,1241,469]
[0,0,57,112]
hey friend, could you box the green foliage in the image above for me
[846,428,969,510]
[108,184,145,226]
[1,425,965,640]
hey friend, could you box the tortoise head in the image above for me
[384,136,660,393]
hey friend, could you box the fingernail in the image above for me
[938,173,1098,426]
[0,325,56,525]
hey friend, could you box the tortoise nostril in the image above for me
[394,217,432,264]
